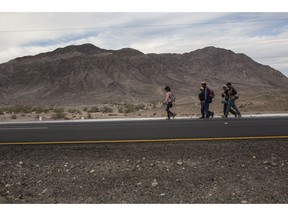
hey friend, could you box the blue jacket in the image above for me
[204,87,212,103]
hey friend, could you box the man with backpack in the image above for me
[224,82,241,118]
[200,81,214,118]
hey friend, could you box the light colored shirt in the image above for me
[164,92,172,104]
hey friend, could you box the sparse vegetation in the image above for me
[32,107,50,114]
[120,103,146,113]
[11,114,17,119]
[118,107,125,113]
[88,106,100,113]
[101,106,113,113]
[51,107,67,120]
[87,113,93,119]
[8,105,33,114]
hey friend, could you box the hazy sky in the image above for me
[1,1,288,77]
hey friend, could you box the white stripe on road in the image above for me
[0,127,48,130]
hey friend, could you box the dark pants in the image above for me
[201,102,212,118]
[166,102,174,119]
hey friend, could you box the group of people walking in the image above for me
[163,81,241,119]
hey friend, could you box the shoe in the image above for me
[199,116,205,119]
[211,112,214,118]
[234,114,237,117]
[172,113,176,119]
[166,118,170,120]
[237,115,242,118]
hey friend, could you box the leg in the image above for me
[204,102,210,118]
[229,108,237,117]
[200,102,205,118]
[166,102,174,119]
[231,103,241,117]
[224,100,232,117]
[223,103,227,116]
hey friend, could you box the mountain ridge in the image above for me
[0,43,287,106]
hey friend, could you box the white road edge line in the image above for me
[0,127,48,130]
[0,113,287,125]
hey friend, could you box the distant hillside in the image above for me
[0,43,287,106]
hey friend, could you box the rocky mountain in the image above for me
[0,43,287,106]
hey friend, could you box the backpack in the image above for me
[209,89,215,99]
[170,94,176,102]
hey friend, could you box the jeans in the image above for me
[166,102,174,119]
[224,100,241,117]
[222,100,237,116]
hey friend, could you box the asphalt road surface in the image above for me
[0,117,288,144]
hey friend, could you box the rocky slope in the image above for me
[0,43,287,106]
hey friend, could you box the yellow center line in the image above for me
[0,136,288,145]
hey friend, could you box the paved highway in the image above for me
[0,117,288,145]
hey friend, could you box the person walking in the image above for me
[224,82,241,118]
[163,86,176,120]
[221,84,237,117]
[201,81,214,118]
[198,86,205,118]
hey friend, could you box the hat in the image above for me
[201,81,206,85]
[226,82,232,86]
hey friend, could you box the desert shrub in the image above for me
[124,104,136,113]
[108,114,118,116]
[32,106,50,114]
[54,107,64,113]
[9,105,33,114]
[89,106,100,113]
[118,107,125,113]
[101,106,113,113]
[67,109,81,114]
[51,107,66,120]
[68,109,75,113]
[87,113,93,119]
[51,112,67,120]
[11,114,17,119]
[123,103,145,113]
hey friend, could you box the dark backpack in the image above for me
[170,94,176,102]
[209,89,215,99]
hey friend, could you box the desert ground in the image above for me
[0,139,288,204]
[1,90,288,204]
[1,90,288,122]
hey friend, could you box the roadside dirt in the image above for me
[0,139,288,203]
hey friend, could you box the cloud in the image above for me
[0,12,288,77]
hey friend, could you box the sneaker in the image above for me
[172,113,176,119]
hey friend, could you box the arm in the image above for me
[164,92,171,104]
